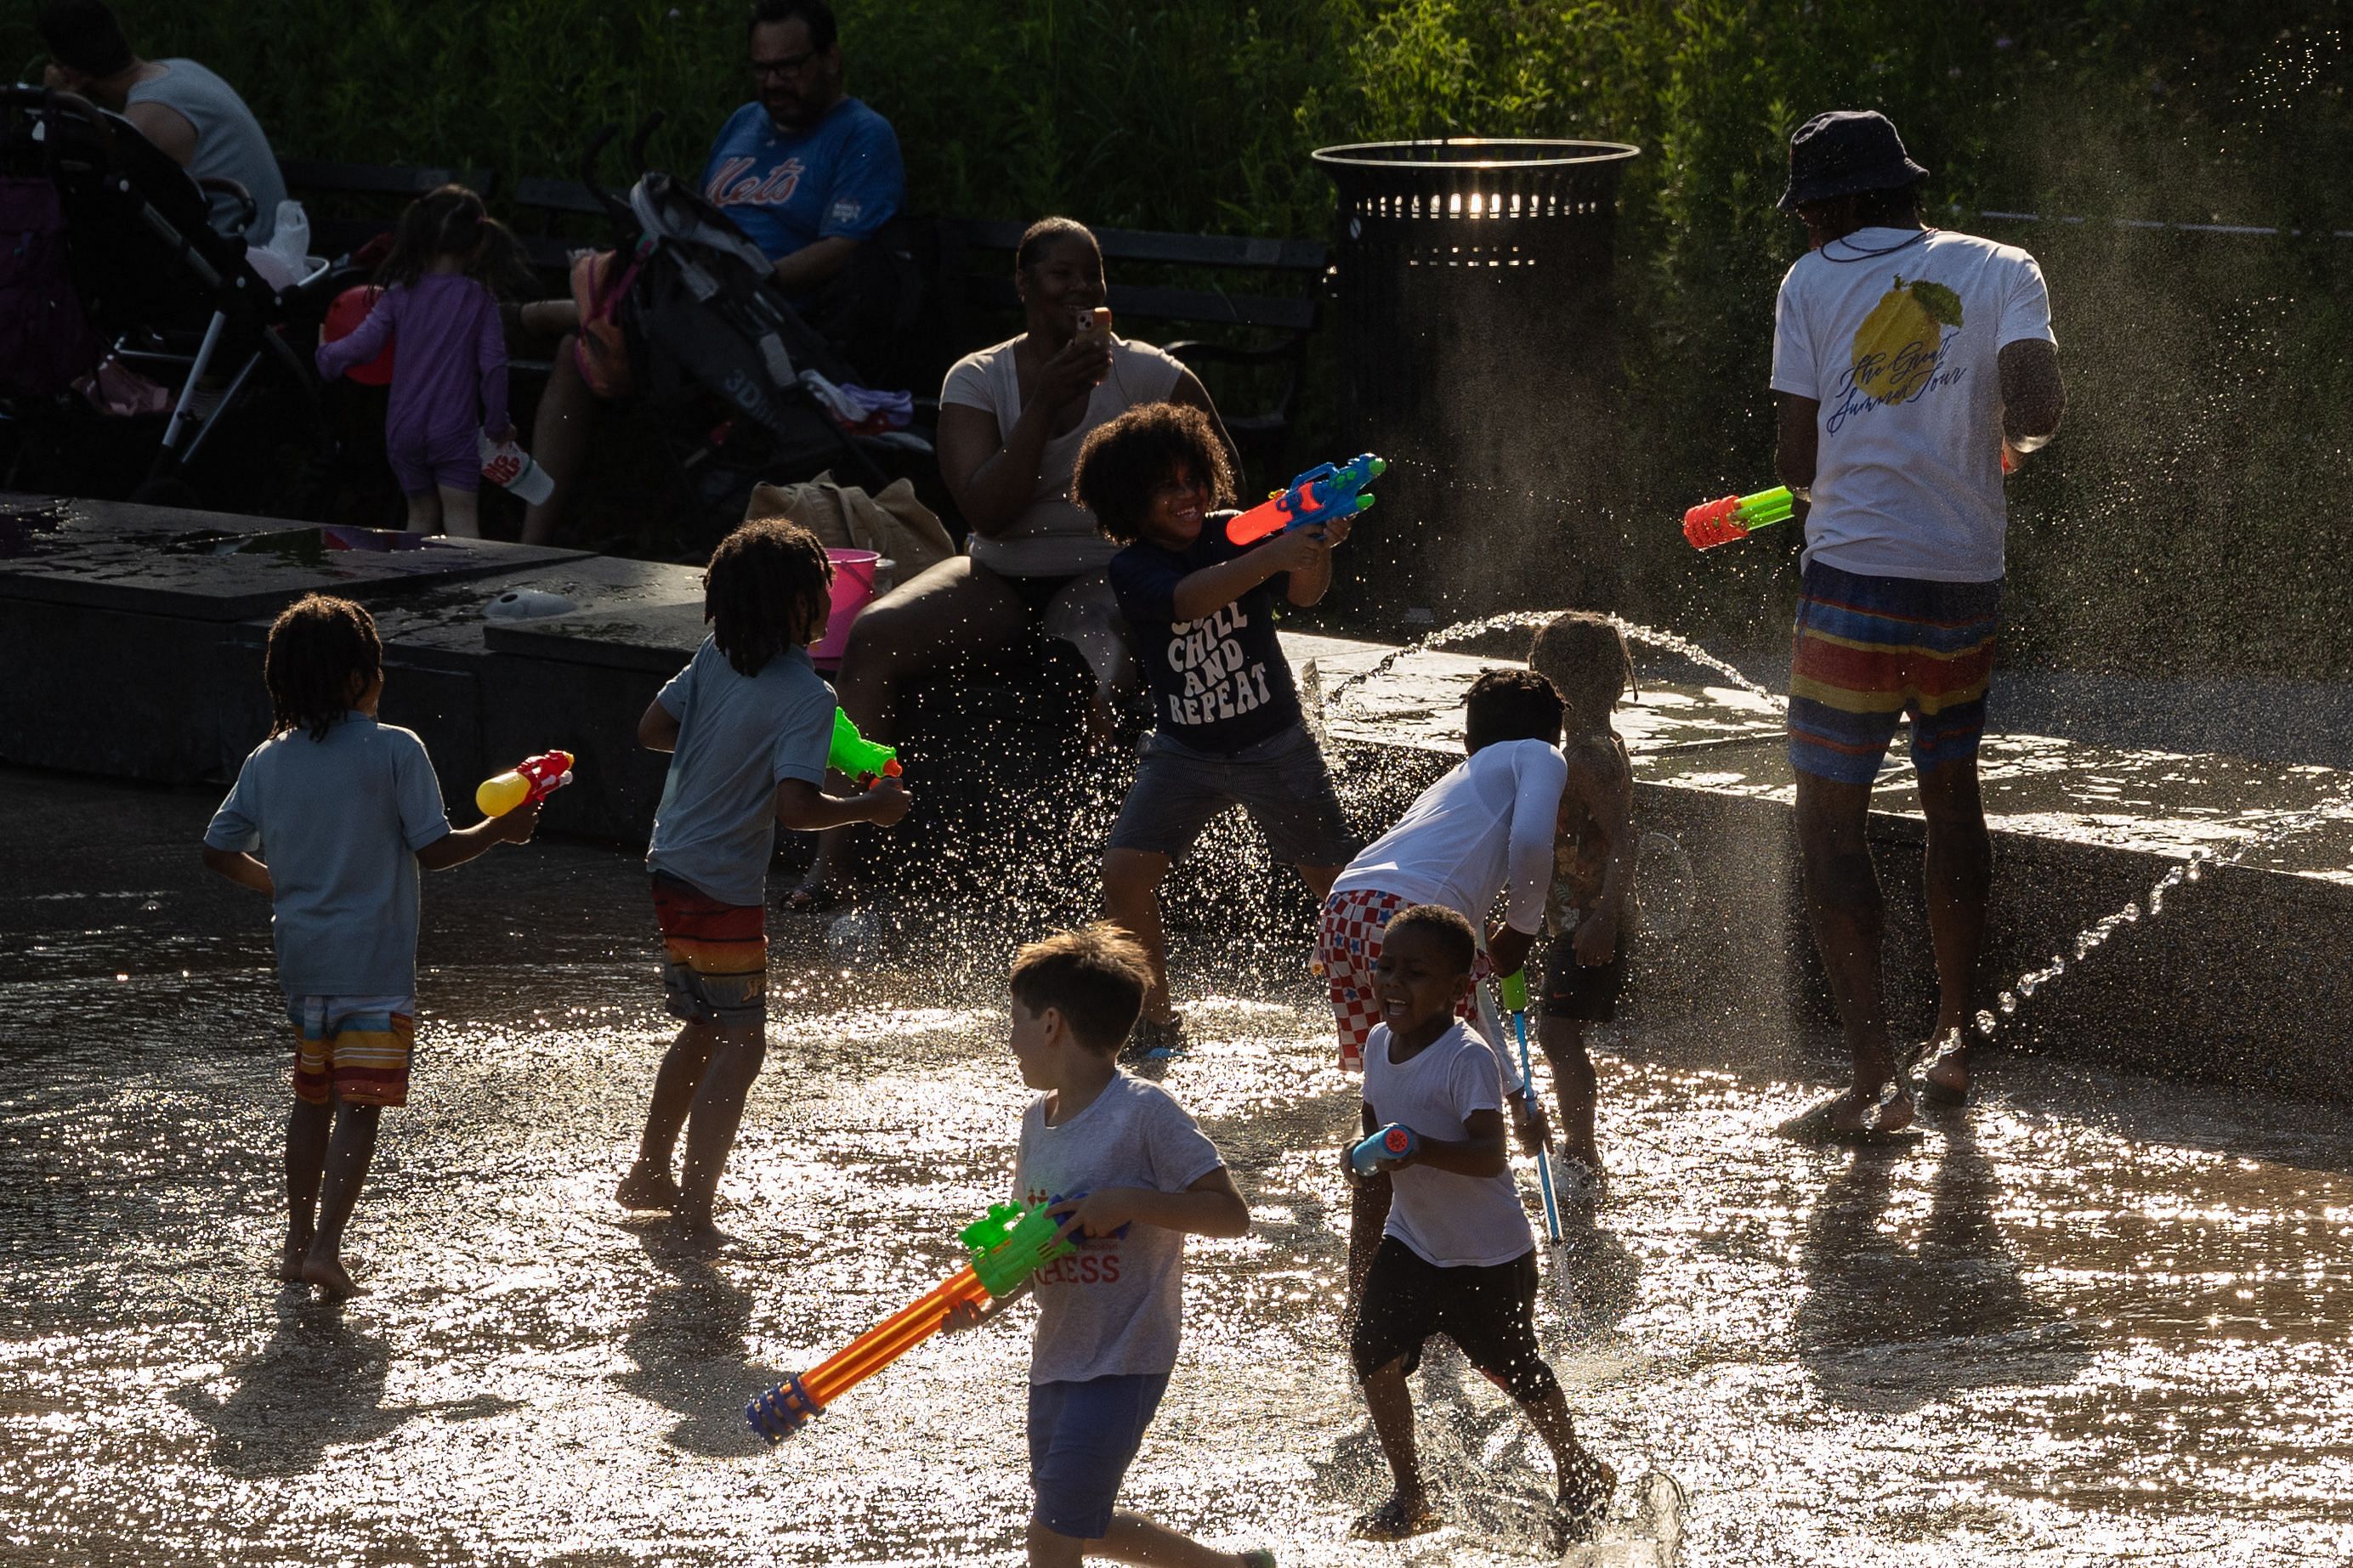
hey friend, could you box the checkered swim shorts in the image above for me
[1315,887,1488,1072]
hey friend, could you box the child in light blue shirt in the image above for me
[203,593,537,1298]
[619,518,910,1247]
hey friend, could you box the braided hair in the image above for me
[704,518,834,676]
[264,594,383,741]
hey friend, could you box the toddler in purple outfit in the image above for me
[316,185,527,538]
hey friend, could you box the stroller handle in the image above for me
[628,112,667,176]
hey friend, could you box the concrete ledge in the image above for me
[5,494,2348,1099]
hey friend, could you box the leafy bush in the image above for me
[7,1,2346,670]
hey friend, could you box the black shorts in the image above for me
[1106,722,1359,867]
[1539,923,1631,1023]
[1350,1237,1559,1405]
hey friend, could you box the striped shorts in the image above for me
[1788,561,2002,786]
[651,873,768,1030]
[287,995,417,1107]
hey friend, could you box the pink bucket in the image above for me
[812,548,880,669]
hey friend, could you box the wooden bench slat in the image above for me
[953,218,1324,273]
[513,177,605,218]
[279,158,493,199]
[967,275,1315,332]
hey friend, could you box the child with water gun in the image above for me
[1524,613,1639,1184]
[1321,670,1567,1294]
[1338,904,1615,1545]
[936,924,1273,1568]
[617,519,910,1248]
[1078,402,1364,1053]
[200,594,541,1298]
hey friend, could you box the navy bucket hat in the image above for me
[1777,110,1930,212]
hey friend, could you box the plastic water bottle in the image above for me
[268,200,310,270]
[479,431,554,505]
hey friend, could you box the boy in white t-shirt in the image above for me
[1320,669,1563,1293]
[1768,110,2066,1135]
[1341,904,1616,1545]
[945,924,1272,1568]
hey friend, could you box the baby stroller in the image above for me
[574,116,927,547]
[0,86,336,513]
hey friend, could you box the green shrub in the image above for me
[7,1,2346,671]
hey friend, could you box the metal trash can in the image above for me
[1313,139,1640,622]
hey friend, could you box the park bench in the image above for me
[276,157,496,263]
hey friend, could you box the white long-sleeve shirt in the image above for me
[1332,739,1568,935]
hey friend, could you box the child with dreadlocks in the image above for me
[619,518,910,1248]
[202,593,541,1298]
[315,183,535,539]
[1525,612,1638,1183]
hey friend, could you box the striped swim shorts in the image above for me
[1788,561,2003,786]
[287,995,417,1107]
[651,872,768,1030]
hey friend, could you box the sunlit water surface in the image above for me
[3,770,2350,1566]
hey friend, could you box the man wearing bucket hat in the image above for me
[1769,110,2067,1137]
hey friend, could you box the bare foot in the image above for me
[615,1161,681,1211]
[1829,1081,1914,1137]
[1551,1450,1618,1548]
[663,1207,725,1255]
[1915,1027,1971,1106]
[300,1251,363,1300]
[1350,1491,1438,1541]
[279,1236,312,1282]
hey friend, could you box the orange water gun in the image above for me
[746,1199,1078,1441]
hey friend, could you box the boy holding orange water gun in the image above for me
[944,924,1273,1568]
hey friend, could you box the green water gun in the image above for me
[829,708,900,784]
[1682,486,1794,550]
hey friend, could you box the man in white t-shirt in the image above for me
[1768,110,2066,1135]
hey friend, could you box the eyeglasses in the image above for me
[751,48,819,81]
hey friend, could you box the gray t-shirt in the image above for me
[203,716,452,997]
[645,637,833,908]
[1012,1072,1225,1384]
[125,59,290,244]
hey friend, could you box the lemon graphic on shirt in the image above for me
[1850,276,1965,402]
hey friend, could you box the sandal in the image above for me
[781,878,841,914]
[1349,1493,1439,1541]
[1124,1014,1188,1061]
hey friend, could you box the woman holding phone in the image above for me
[794,216,1239,909]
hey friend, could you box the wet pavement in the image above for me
[3,767,2350,1566]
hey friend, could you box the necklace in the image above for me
[1823,227,1933,263]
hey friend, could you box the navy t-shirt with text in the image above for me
[1108,512,1303,755]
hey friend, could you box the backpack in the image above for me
[0,176,99,398]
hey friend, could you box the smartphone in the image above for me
[1076,305,1113,341]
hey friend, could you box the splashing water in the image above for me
[1317,608,1780,712]
[1958,795,2353,1052]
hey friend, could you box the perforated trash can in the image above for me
[1313,139,1640,620]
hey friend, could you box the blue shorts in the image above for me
[1027,1372,1171,1540]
